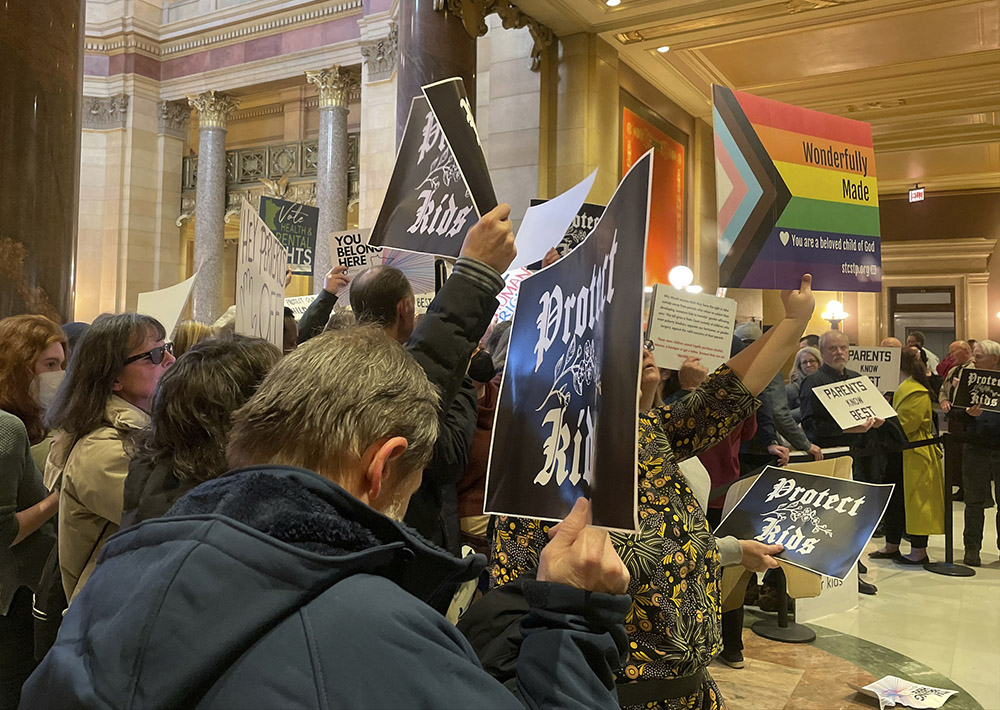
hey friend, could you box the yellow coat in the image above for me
[892,378,945,536]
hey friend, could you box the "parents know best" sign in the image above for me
[813,375,897,430]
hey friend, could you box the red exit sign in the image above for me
[909,187,925,202]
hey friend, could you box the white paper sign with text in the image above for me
[847,347,901,393]
[813,375,898,430]
[284,295,315,321]
[645,285,737,371]
[136,271,199,339]
[236,199,287,349]
[330,228,382,300]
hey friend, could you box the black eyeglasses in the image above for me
[124,342,173,366]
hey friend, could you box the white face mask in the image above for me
[36,370,66,411]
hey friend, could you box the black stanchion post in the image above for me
[751,567,816,643]
[925,433,975,578]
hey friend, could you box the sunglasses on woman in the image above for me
[124,342,173,366]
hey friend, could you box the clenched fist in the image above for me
[460,203,516,274]
[538,498,630,595]
[678,356,709,391]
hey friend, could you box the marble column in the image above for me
[397,0,476,143]
[186,91,239,323]
[0,1,84,321]
[305,66,357,284]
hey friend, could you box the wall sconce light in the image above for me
[822,300,849,329]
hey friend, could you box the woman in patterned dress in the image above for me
[491,275,816,710]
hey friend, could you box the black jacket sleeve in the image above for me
[405,257,503,412]
[458,573,631,708]
[296,290,338,344]
[403,257,503,551]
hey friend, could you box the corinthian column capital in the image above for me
[187,90,241,130]
[305,65,359,109]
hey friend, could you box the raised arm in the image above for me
[727,275,814,396]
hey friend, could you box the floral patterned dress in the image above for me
[492,366,759,710]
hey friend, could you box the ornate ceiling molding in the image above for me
[434,0,555,71]
[84,0,363,59]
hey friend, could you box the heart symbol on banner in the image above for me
[779,230,790,246]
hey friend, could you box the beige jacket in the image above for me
[52,396,148,603]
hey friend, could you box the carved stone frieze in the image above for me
[434,0,554,71]
[82,94,130,130]
[360,22,398,82]
[305,65,360,109]
[159,101,191,139]
[187,91,240,130]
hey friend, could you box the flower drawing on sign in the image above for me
[761,502,834,537]
[408,108,474,238]
[533,338,600,489]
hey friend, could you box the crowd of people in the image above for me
[1,203,998,709]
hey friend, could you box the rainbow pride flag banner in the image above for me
[713,86,881,292]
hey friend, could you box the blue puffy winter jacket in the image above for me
[22,466,630,709]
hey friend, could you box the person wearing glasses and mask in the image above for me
[43,314,174,605]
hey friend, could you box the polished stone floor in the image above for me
[711,501,999,710]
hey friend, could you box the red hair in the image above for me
[0,315,67,444]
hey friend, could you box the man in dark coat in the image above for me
[21,276,632,709]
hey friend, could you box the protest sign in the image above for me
[511,170,597,270]
[847,346,901,393]
[369,95,479,257]
[715,466,893,579]
[259,197,318,276]
[713,85,881,292]
[813,375,898,430]
[493,268,533,324]
[645,285,737,371]
[530,200,607,257]
[236,199,287,349]
[484,150,653,531]
[952,367,1000,412]
[136,271,199,339]
[330,228,382,300]
[284,295,314,321]
[422,77,496,215]
[381,249,437,296]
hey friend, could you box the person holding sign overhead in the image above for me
[490,276,816,710]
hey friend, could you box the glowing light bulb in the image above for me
[657,46,670,53]
[668,265,694,289]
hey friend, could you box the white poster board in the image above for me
[645,285,737,371]
[813,375,898,430]
[493,268,532,324]
[510,170,597,270]
[284,295,314,321]
[330,228,382,300]
[236,199,287,349]
[135,271,199,339]
[847,347,901,393]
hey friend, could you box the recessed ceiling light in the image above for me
[606,0,621,6]
[657,45,670,53]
